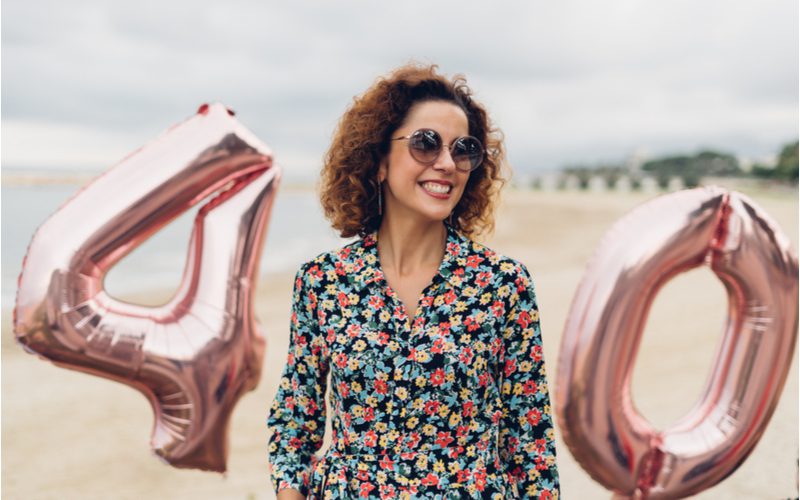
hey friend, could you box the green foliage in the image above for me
[641,150,741,187]
[775,140,799,181]
[683,171,701,188]
[555,140,798,188]
[750,163,774,178]
[745,140,798,182]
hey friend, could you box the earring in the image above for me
[377,181,382,216]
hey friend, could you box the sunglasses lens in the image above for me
[452,136,484,170]
[408,129,441,164]
[403,129,484,170]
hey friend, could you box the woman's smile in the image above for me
[419,180,453,199]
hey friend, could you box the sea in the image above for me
[1,169,352,310]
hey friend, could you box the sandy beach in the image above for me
[3,187,797,499]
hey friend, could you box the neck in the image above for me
[376,216,447,276]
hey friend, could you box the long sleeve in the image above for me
[267,263,329,497]
[498,263,560,499]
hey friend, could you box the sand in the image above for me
[3,186,797,499]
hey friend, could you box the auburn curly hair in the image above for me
[319,63,507,239]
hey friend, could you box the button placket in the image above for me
[371,282,411,433]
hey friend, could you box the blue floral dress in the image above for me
[267,224,560,499]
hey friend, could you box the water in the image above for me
[2,177,352,309]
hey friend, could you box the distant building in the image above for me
[563,174,580,190]
[589,175,606,192]
[512,172,532,189]
[538,172,560,191]
[625,147,650,175]
[737,157,754,174]
[639,176,658,193]
[667,176,685,191]
[615,175,633,192]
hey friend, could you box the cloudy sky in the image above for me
[2,0,797,181]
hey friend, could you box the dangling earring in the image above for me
[377,181,383,216]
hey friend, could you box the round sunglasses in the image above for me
[392,128,484,172]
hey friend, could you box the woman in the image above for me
[267,63,560,499]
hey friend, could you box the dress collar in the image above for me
[350,223,469,293]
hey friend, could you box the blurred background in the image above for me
[2,1,797,499]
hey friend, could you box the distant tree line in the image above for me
[750,141,799,183]
[640,150,741,188]
[559,140,798,190]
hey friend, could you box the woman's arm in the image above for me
[267,263,329,498]
[276,488,305,500]
[498,262,560,499]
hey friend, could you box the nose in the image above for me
[433,145,457,173]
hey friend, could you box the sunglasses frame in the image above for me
[392,128,484,172]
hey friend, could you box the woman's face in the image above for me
[378,100,471,226]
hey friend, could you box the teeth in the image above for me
[421,182,451,194]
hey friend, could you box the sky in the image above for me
[2,0,798,181]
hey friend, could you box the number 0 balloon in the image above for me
[556,186,798,498]
[12,103,280,473]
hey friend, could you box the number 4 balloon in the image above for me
[13,103,278,473]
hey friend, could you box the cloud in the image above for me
[2,0,797,177]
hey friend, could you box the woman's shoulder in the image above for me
[456,230,533,282]
[461,237,539,312]
[292,235,375,286]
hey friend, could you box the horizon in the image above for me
[1,138,793,181]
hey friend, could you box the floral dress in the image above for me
[267,223,560,499]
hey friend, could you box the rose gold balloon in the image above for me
[556,186,798,498]
[12,102,280,473]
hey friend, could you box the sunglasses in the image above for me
[392,128,484,172]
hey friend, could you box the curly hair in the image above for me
[319,63,507,239]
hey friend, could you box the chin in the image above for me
[397,192,461,223]
[406,209,450,224]
[416,203,454,221]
